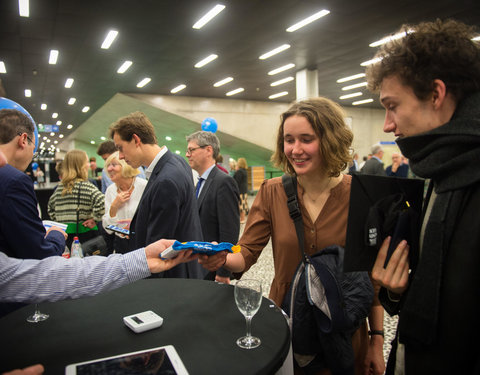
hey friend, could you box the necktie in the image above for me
[196,177,204,198]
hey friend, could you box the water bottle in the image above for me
[62,246,70,259]
[70,237,84,258]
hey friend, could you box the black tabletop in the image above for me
[0,279,290,375]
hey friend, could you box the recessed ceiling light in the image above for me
[137,78,151,88]
[54,140,58,144]
[213,77,233,87]
[56,121,62,125]
[360,57,383,67]
[59,134,64,139]
[165,136,172,141]
[101,30,118,49]
[269,91,288,99]
[42,136,47,140]
[67,124,73,129]
[194,54,218,68]
[68,98,76,105]
[100,136,106,141]
[226,88,244,96]
[46,139,51,143]
[117,60,132,74]
[19,0,29,17]
[50,132,55,136]
[352,98,374,105]
[369,30,412,47]
[41,103,47,110]
[336,73,366,83]
[24,89,31,97]
[49,50,59,64]
[340,92,363,100]
[342,82,368,91]
[175,150,181,155]
[192,4,226,29]
[286,9,330,32]
[259,44,290,60]
[270,77,294,87]
[171,84,186,94]
[268,63,295,75]
[90,140,96,144]
[52,113,58,118]
[65,78,74,88]
[82,106,90,113]
[0,61,6,73]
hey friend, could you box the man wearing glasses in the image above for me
[109,111,206,279]
[0,109,67,316]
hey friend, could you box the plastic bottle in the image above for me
[70,237,84,258]
[62,246,70,259]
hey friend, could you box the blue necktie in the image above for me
[196,177,204,198]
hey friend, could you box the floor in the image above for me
[237,195,398,366]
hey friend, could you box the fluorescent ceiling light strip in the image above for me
[41,104,47,110]
[24,89,31,97]
[65,78,74,88]
[268,63,295,75]
[271,76,294,86]
[336,73,365,83]
[82,106,90,113]
[193,4,226,29]
[342,82,368,91]
[137,78,151,88]
[269,91,288,99]
[19,0,29,17]
[214,77,233,87]
[68,98,76,105]
[259,44,290,60]
[194,54,218,68]
[0,61,6,73]
[369,30,413,47]
[49,50,59,64]
[361,57,382,67]
[67,124,73,129]
[226,88,244,96]
[286,9,330,32]
[171,84,186,94]
[352,98,374,105]
[117,61,132,74]
[339,92,362,100]
[101,30,118,49]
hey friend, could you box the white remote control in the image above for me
[123,310,164,333]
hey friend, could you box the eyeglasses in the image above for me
[186,145,207,155]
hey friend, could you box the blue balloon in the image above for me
[0,97,38,153]
[32,162,38,170]
[201,117,218,133]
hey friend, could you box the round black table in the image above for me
[0,279,291,374]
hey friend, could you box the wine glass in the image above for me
[234,279,262,349]
[26,304,49,323]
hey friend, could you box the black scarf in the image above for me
[395,92,480,347]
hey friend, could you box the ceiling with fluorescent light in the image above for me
[0,0,479,147]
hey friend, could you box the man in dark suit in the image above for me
[186,131,240,284]
[361,143,386,176]
[109,111,205,279]
[0,109,66,316]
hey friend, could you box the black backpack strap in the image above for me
[282,174,307,263]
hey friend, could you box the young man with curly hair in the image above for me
[368,19,480,374]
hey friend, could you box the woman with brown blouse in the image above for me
[200,97,385,375]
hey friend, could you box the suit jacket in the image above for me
[128,150,206,279]
[197,167,240,278]
[0,164,65,259]
[0,164,65,317]
[360,157,386,176]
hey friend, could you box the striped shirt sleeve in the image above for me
[0,249,151,303]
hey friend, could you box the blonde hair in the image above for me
[237,157,248,169]
[271,97,353,177]
[61,149,88,195]
[105,151,140,178]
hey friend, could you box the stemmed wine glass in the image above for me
[234,279,262,349]
[26,303,49,323]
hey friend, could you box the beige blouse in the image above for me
[239,174,353,306]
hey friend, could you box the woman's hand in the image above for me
[372,237,410,295]
[112,190,131,209]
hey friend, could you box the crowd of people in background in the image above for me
[1,17,479,375]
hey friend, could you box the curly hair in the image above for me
[104,151,140,178]
[366,19,480,103]
[271,97,353,177]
